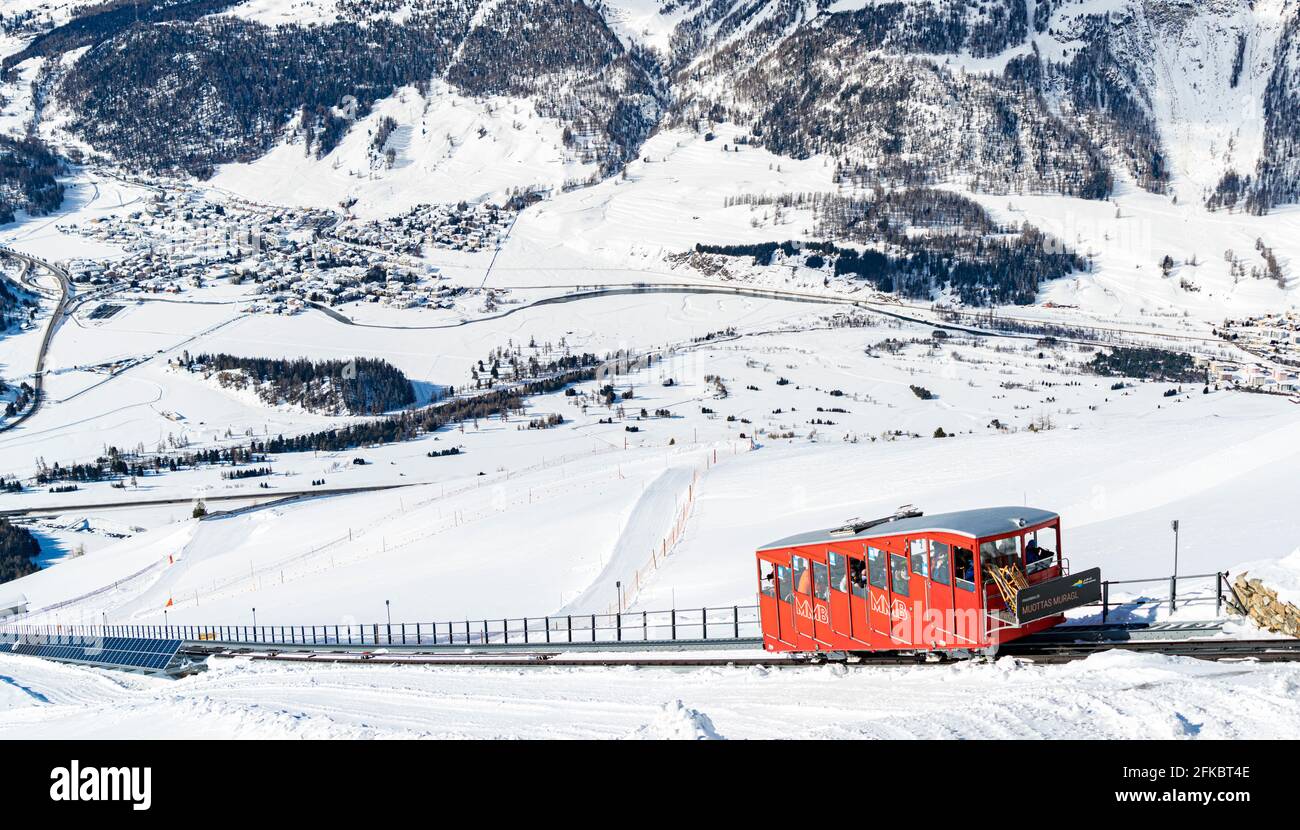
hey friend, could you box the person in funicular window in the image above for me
[850,560,867,589]
[796,566,812,595]
[1025,539,1041,566]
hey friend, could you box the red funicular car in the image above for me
[755,506,1101,656]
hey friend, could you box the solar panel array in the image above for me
[0,636,182,673]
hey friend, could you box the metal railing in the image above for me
[0,605,763,649]
[1094,571,1238,622]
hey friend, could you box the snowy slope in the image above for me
[208,82,597,219]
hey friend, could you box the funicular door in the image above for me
[887,547,915,646]
[846,553,870,646]
[950,543,982,645]
[865,546,892,641]
[758,555,796,648]
[809,555,834,647]
[924,540,958,647]
[789,554,819,650]
[907,539,931,646]
[826,550,853,646]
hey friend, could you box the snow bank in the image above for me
[629,699,723,740]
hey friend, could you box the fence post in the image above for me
[671,609,677,641]
[590,614,596,642]
[702,607,708,640]
[567,615,572,643]
[1169,575,1178,613]
[733,605,740,639]
[1102,581,1109,623]
[616,613,622,642]
[1216,572,1223,617]
[545,616,551,644]
[643,611,648,641]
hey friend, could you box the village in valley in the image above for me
[58,183,516,314]
[1210,310,1300,393]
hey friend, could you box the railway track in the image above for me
[997,637,1300,665]
[199,633,1300,670]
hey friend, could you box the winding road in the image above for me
[0,245,71,434]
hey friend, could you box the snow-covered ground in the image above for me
[207,82,596,219]
[1,649,1297,739]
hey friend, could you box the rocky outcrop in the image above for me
[1229,573,1300,638]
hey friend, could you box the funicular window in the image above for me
[1024,526,1059,574]
[889,554,910,596]
[792,556,811,594]
[954,546,976,591]
[980,536,1019,570]
[866,547,888,590]
[777,565,794,603]
[930,542,951,586]
[828,551,847,592]
[760,562,777,598]
[909,539,929,578]
[812,561,830,600]
[849,557,868,598]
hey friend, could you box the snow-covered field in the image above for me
[2,648,1299,739]
[8,314,1298,625]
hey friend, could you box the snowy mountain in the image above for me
[0,134,63,223]
[1,0,1297,214]
[666,0,1300,211]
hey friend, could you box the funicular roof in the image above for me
[757,506,1058,551]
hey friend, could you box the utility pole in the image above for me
[1170,519,1180,612]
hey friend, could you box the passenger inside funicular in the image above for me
[976,526,1061,578]
[849,558,868,591]
[1023,526,1060,573]
[955,546,976,585]
[979,535,1019,574]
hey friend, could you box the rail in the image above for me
[1,605,764,649]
